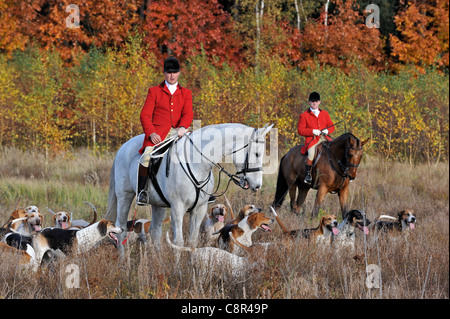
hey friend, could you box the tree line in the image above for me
[0,0,448,162]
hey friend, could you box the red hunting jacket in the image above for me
[297,108,335,154]
[139,81,194,154]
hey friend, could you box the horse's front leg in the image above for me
[288,185,297,213]
[338,182,350,219]
[148,206,168,246]
[188,202,208,248]
[115,192,135,254]
[311,184,328,217]
[169,204,186,247]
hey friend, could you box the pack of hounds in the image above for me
[0,199,416,275]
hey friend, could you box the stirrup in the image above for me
[304,174,312,185]
[137,190,148,206]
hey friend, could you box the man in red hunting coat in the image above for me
[137,56,194,205]
[297,92,334,185]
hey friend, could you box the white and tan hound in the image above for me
[12,206,44,236]
[226,204,261,226]
[201,204,228,243]
[218,211,274,254]
[48,202,98,230]
[125,217,170,244]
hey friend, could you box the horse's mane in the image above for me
[331,132,360,146]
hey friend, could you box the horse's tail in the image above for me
[272,154,288,208]
[105,157,117,222]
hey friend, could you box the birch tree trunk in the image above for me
[294,0,301,31]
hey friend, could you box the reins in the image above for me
[176,128,264,209]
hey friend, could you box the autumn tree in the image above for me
[143,0,241,67]
[390,0,449,71]
[0,0,141,61]
[298,0,385,72]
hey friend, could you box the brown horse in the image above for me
[272,132,369,218]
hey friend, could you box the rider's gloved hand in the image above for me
[313,129,321,136]
[322,129,329,135]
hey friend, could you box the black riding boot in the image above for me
[304,165,312,185]
[137,164,149,205]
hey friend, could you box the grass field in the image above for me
[0,147,448,299]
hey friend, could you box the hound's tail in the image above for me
[272,155,288,208]
[83,201,98,226]
[224,194,234,221]
[165,232,193,253]
[377,215,397,221]
[105,158,118,221]
[270,206,290,235]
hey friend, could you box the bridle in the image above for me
[338,143,363,180]
[176,128,265,210]
[324,135,363,182]
[232,128,265,187]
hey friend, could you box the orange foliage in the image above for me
[390,0,449,71]
[143,0,241,67]
[298,0,385,72]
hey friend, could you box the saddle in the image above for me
[146,135,179,207]
[300,143,325,166]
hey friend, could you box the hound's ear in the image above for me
[53,214,57,222]
[98,220,108,236]
[208,207,214,219]
[247,213,258,229]
[361,138,370,146]
[133,222,143,234]
[319,216,326,225]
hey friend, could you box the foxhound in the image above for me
[13,206,44,236]
[1,208,27,232]
[48,201,98,230]
[125,217,170,244]
[374,209,416,233]
[201,204,228,244]
[334,209,371,250]
[49,209,71,229]
[166,232,248,277]
[226,204,261,225]
[0,242,38,271]
[218,211,274,254]
[271,207,339,244]
[302,214,339,244]
[33,219,123,264]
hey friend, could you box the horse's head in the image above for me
[345,134,369,179]
[232,124,273,191]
